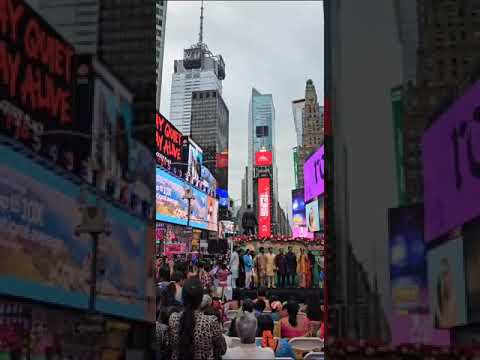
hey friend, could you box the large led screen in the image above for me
[306,200,320,232]
[422,80,480,242]
[207,196,219,232]
[258,177,271,237]
[155,112,183,177]
[291,189,313,239]
[304,145,324,202]
[388,206,428,314]
[255,151,273,167]
[427,237,467,328]
[155,167,208,230]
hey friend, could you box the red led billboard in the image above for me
[258,177,271,237]
[255,151,273,167]
[216,152,228,168]
[155,112,183,174]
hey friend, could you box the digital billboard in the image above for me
[258,177,271,237]
[427,236,467,328]
[217,188,229,208]
[207,196,219,232]
[292,189,313,239]
[155,167,208,230]
[186,138,203,184]
[0,145,151,321]
[155,112,183,177]
[422,80,480,242]
[390,313,450,346]
[304,145,324,202]
[388,206,428,314]
[201,165,217,195]
[306,200,320,232]
[216,152,228,169]
[255,151,273,167]
[0,0,77,172]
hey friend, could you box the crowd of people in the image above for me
[155,254,324,360]
[229,245,323,289]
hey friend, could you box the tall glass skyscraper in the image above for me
[248,88,279,229]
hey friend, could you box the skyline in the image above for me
[160,1,324,215]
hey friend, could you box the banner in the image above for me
[306,199,320,232]
[388,206,428,314]
[391,87,407,206]
[258,177,271,237]
[155,112,183,177]
[207,196,218,232]
[0,0,77,172]
[0,145,150,321]
[155,167,208,229]
[291,189,313,239]
[255,151,273,167]
[303,145,324,202]
[422,79,480,241]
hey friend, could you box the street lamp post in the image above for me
[183,187,195,228]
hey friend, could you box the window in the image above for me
[256,126,269,138]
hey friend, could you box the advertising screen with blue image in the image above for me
[217,188,229,208]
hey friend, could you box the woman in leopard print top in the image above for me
[167,278,227,360]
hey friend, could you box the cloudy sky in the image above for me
[160,1,324,214]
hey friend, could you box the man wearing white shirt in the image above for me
[230,246,240,288]
[223,312,274,359]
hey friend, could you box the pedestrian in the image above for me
[265,247,276,288]
[298,248,311,288]
[243,249,254,289]
[274,248,287,288]
[230,246,240,289]
[280,301,311,339]
[238,248,246,288]
[167,277,227,360]
[255,247,267,287]
[285,247,297,287]
[256,315,296,359]
[242,204,258,236]
[216,263,230,300]
[308,250,316,288]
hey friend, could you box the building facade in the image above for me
[292,98,306,146]
[190,89,230,190]
[156,1,168,111]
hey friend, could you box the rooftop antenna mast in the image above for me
[199,0,204,44]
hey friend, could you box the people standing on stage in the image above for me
[255,247,267,287]
[242,204,258,236]
[298,248,312,288]
[274,248,287,288]
[286,247,297,288]
[238,248,246,289]
[230,246,240,289]
[265,247,276,288]
[308,250,316,288]
[243,249,254,289]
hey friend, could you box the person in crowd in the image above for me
[171,271,185,305]
[228,299,255,337]
[187,264,198,279]
[210,261,221,290]
[156,306,180,360]
[230,246,240,289]
[238,248,246,288]
[242,204,258,236]
[157,266,171,298]
[251,250,258,287]
[224,298,242,312]
[308,250,316,287]
[270,301,283,322]
[158,282,180,314]
[256,315,296,359]
[212,296,227,323]
[265,247,276,288]
[305,294,324,336]
[216,263,231,300]
[274,248,287,288]
[255,247,267,287]
[285,247,297,287]
[254,299,267,317]
[280,301,311,339]
[203,305,222,325]
[223,312,275,359]
[168,278,227,360]
[243,249,254,290]
[198,262,213,293]
[201,294,213,311]
[254,286,270,310]
[298,248,311,288]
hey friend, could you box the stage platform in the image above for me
[233,287,323,304]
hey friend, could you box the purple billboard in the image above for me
[422,80,480,242]
[304,145,325,202]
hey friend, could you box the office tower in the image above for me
[295,80,324,188]
[248,88,279,230]
[241,166,249,208]
[156,1,168,111]
[394,0,418,85]
[292,99,306,146]
[190,90,229,190]
[169,1,226,135]
[27,0,167,150]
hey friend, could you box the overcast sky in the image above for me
[160,0,324,214]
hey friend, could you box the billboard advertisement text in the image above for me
[156,167,209,230]
[0,145,151,321]
[155,112,183,177]
[255,151,273,167]
[0,0,77,172]
[258,177,271,237]
[304,145,324,202]
[292,189,313,239]
[422,80,480,241]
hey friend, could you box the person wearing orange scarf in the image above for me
[257,315,296,359]
[297,248,311,288]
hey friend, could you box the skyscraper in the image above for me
[190,89,229,190]
[156,1,169,111]
[292,99,306,146]
[26,0,167,150]
[248,88,279,231]
[169,1,226,135]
